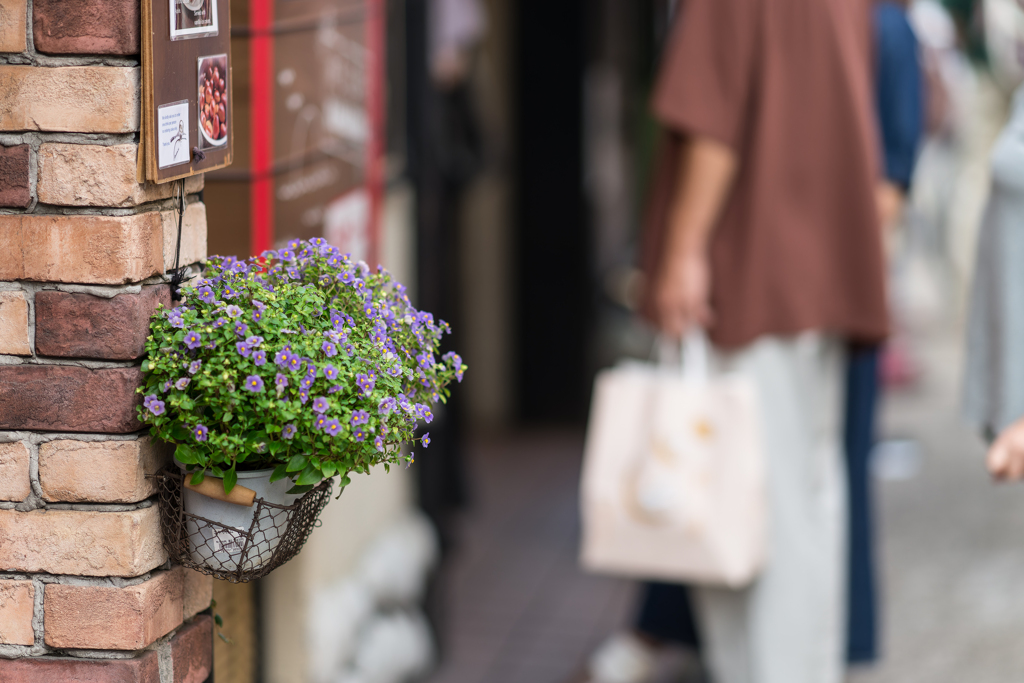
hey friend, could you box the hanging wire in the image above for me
[169,178,188,301]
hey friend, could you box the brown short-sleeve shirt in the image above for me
[651,0,889,348]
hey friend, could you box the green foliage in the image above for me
[137,240,466,493]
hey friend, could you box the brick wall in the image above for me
[0,2,213,680]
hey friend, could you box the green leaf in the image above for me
[286,454,308,473]
[210,466,224,477]
[190,470,206,486]
[223,466,237,494]
[296,464,322,486]
[214,614,223,627]
[286,484,315,495]
[175,444,198,464]
[171,425,190,441]
[269,463,290,483]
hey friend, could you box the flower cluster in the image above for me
[137,239,466,493]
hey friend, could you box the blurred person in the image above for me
[847,0,924,665]
[636,0,888,681]
[963,0,1024,479]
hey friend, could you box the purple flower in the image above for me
[350,410,369,426]
[282,423,297,439]
[305,363,318,379]
[252,309,264,323]
[188,360,202,375]
[339,269,355,284]
[162,381,172,393]
[328,385,343,394]
[213,317,227,328]
[253,299,266,310]
[323,364,339,381]
[353,279,366,294]
[313,414,329,431]
[356,373,376,396]
[166,309,185,328]
[286,267,301,280]
[222,284,239,299]
[193,424,209,442]
[299,375,314,390]
[323,419,342,436]
[378,397,396,415]
[236,342,252,358]
[175,377,191,390]
[374,435,385,452]
[415,404,434,423]
[312,397,329,413]
[233,322,249,337]
[275,349,291,368]
[253,350,267,366]
[344,343,356,356]
[322,341,338,357]
[278,249,295,261]
[444,352,465,382]
[299,388,309,404]
[422,432,431,448]
[416,352,434,370]
[196,286,215,304]
[143,394,158,410]
[244,375,265,392]
[352,425,368,442]
[184,330,202,349]
[261,249,279,259]
[226,305,242,318]
[246,336,264,348]
[275,373,289,388]
[232,261,249,274]
[287,354,304,373]
[147,398,166,416]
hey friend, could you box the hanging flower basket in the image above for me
[137,239,467,580]
[154,466,333,582]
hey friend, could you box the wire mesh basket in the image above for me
[153,467,334,582]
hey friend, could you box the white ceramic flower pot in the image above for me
[178,465,299,573]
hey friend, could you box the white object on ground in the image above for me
[308,579,376,683]
[356,513,440,606]
[335,610,436,683]
[587,632,656,683]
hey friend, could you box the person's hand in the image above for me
[876,181,905,231]
[987,417,1024,481]
[654,249,712,339]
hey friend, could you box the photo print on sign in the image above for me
[157,100,190,169]
[198,54,228,150]
[170,0,218,40]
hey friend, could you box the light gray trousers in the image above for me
[695,334,847,683]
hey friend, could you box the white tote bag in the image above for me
[579,333,767,588]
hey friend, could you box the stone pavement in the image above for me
[426,321,1024,683]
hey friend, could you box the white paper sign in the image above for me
[157,100,190,169]
[324,188,369,261]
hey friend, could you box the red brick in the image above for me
[171,615,212,683]
[35,286,169,360]
[0,365,143,433]
[179,567,212,620]
[0,580,34,645]
[0,65,139,133]
[33,0,139,55]
[0,144,29,207]
[0,441,30,501]
[38,436,169,504]
[0,507,166,576]
[0,651,160,682]
[0,0,27,53]
[45,570,183,650]
[0,291,31,356]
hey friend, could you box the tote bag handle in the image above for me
[655,330,710,386]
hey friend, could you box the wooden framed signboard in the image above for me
[140,0,234,183]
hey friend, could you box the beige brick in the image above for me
[0,441,30,502]
[0,507,167,577]
[0,205,205,284]
[44,570,182,650]
[0,580,34,645]
[39,436,170,503]
[38,143,204,207]
[161,201,207,271]
[0,65,138,133]
[178,567,212,620]
[0,0,27,53]
[0,291,30,355]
